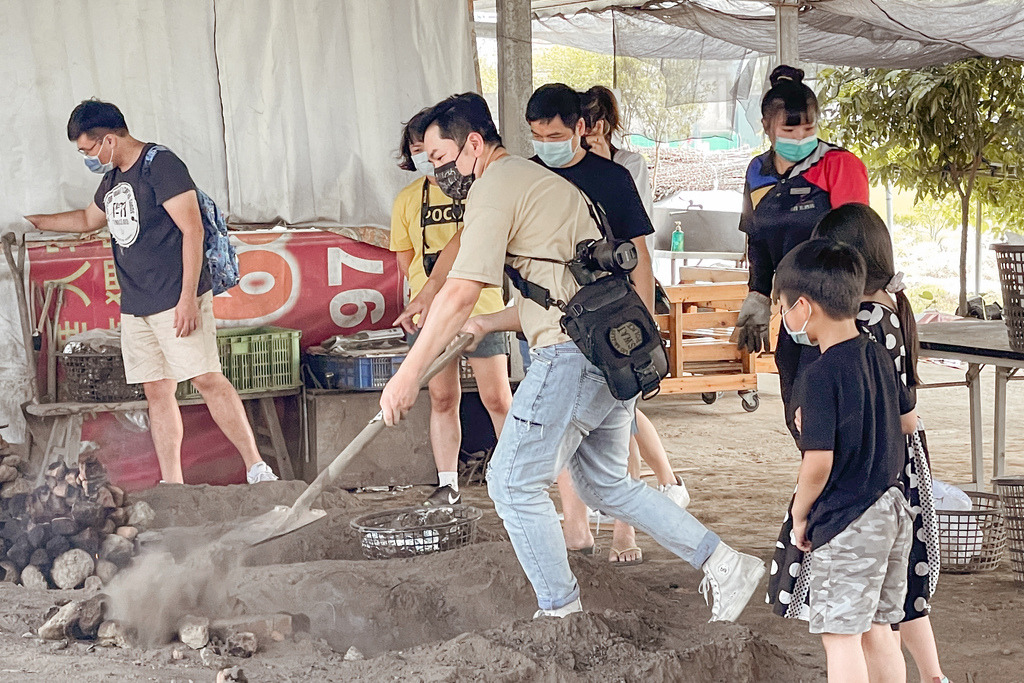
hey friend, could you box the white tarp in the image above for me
[0,0,476,441]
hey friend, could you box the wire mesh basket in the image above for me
[936,491,1006,574]
[350,505,482,560]
[993,476,1024,584]
[57,352,145,402]
[993,244,1024,351]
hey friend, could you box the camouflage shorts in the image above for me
[807,486,912,635]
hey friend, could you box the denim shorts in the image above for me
[408,329,509,358]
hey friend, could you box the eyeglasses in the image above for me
[77,137,106,157]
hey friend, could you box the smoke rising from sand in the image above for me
[106,542,240,648]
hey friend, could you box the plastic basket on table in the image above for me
[993,244,1024,351]
[58,353,145,402]
[350,505,482,560]
[936,491,1006,573]
[177,327,301,399]
[303,351,405,391]
[993,475,1024,584]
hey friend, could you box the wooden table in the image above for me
[917,320,1024,488]
[652,250,746,285]
[23,387,300,480]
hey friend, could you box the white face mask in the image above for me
[83,136,114,174]
[782,298,816,346]
[411,151,434,177]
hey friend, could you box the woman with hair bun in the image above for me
[733,65,870,439]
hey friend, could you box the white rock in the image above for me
[127,501,156,531]
[178,615,210,650]
[51,549,95,590]
[20,565,49,591]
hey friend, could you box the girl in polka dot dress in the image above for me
[767,204,948,683]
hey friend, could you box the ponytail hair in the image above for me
[812,203,921,387]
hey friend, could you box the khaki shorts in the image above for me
[120,291,222,384]
[807,486,912,635]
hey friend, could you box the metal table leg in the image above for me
[994,366,1008,481]
[966,363,985,489]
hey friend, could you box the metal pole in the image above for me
[885,181,894,231]
[775,0,800,66]
[974,195,983,295]
[495,0,533,158]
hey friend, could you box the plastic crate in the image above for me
[177,327,301,399]
[58,353,145,402]
[303,351,404,391]
[994,244,1024,351]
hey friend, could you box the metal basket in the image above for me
[993,476,1024,584]
[993,244,1024,351]
[57,352,145,402]
[936,491,1006,573]
[349,505,482,560]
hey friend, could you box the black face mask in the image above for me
[434,146,475,200]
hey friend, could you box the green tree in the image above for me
[820,58,1024,314]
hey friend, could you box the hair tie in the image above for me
[885,272,905,294]
[775,75,794,82]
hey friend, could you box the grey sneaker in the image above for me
[698,543,765,622]
[533,597,583,619]
[658,475,690,509]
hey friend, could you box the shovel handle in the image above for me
[291,332,476,511]
[3,232,39,402]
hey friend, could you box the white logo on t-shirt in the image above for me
[104,182,140,248]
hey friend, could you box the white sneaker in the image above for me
[698,543,765,623]
[658,475,690,509]
[533,597,583,619]
[246,461,279,484]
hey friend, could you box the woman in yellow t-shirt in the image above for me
[390,108,513,507]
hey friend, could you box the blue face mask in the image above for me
[83,136,114,174]
[411,151,434,177]
[533,136,578,168]
[782,299,816,346]
[774,133,817,163]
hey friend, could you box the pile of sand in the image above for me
[108,484,821,682]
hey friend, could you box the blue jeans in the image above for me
[487,342,720,610]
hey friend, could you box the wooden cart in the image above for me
[655,267,779,412]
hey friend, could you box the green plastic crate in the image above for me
[177,326,302,399]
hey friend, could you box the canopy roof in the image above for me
[519,0,1024,68]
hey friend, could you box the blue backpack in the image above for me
[143,145,240,295]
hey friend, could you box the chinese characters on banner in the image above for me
[26,230,403,490]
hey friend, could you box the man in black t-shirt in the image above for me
[525,84,655,313]
[773,238,913,681]
[26,100,278,486]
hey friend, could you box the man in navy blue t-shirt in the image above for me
[26,100,277,486]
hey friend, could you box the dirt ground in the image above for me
[0,362,1020,681]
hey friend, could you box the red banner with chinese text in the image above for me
[26,230,402,490]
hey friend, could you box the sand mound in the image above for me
[337,611,821,682]
[129,482,362,528]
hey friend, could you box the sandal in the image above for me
[608,546,643,567]
[568,544,598,556]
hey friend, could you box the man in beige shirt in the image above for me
[380,93,763,621]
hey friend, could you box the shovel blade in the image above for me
[218,505,328,547]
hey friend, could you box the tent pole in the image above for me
[496,0,533,157]
[775,0,800,66]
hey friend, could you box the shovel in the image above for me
[218,332,475,547]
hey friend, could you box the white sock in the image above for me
[438,471,458,491]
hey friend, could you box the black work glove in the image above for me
[735,291,772,354]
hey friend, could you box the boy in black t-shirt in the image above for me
[773,239,913,683]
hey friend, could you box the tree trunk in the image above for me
[959,192,970,316]
[652,140,662,193]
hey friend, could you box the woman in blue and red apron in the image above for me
[734,65,869,438]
